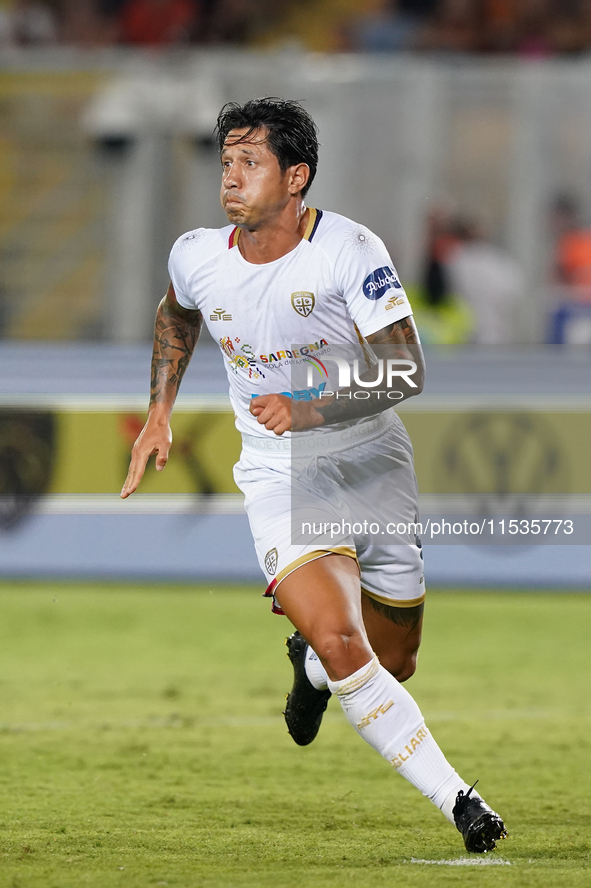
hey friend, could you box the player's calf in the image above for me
[380,649,418,683]
[361,595,423,682]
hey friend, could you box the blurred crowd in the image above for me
[1,0,591,54]
[0,0,280,47]
[348,0,591,56]
[419,206,523,345]
[418,193,591,344]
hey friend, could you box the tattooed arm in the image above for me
[315,315,424,425]
[121,282,202,498]
[249,316,424,435]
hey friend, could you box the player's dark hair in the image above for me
[215,97,319,197]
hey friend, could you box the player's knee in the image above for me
[312,628,368,675]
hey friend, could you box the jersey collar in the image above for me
[228,208,323,250]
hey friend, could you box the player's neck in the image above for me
[237,203,309,265]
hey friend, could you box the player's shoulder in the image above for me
[311,210,387,259]
[169,225,235,270]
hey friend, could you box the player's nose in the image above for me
[223,166,241,189]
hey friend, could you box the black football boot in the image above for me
[453,782,508,853]
[283,631,331,746]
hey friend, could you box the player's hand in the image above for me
[120,417,172,498]
[249,394,325,435]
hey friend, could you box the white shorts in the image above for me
[234,410,425,614]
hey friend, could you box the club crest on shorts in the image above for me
[264,547,278,576]
[291,291,315,318]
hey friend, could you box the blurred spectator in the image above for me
[205,0,258,44]
[551,194,591,300]
[514,0,554,58]
[418,0,480,53]
[351,0,437,53]
[0,0,12,45]
[0,0,58,45]
[11,0,57,44]
[98,0,126,13]
[421,205,461,307]
[97,0,125,25]
[446,216,522,344]
[481,0,519,52]
[59,0,116,44]
[548,9,588,54]
[119,0,199,45]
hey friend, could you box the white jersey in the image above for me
[168,208,413,437]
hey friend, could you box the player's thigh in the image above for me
[361,591,423,683]
[234,448,353,598]
[274,553,373,681]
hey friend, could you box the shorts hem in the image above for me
[361,587,426,609]
[265,546,358,614]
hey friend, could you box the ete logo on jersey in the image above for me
[210,308,232,321]
[385,294,406,310]
[291,292,315,317]
[264,548,278,576]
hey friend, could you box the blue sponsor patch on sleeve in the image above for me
[362,266,402,300]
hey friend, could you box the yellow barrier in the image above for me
[35,407,591,496]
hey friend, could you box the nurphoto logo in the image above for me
[305,356,418,390]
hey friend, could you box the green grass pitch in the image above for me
[0,582,589,887]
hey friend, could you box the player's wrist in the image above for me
[290,400,325,431]
[146,404,172,425]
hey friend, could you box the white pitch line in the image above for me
[410,858,511,866]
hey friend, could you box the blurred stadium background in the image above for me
[0,0,590,587]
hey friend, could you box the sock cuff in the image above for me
[327,654,379,697]
[304,646,329,691]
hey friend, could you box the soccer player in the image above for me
[121,97,506,853]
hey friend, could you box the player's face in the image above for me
[220,128,293,229]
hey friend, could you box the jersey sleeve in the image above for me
[332,224,413,337]
[167,232,198,310]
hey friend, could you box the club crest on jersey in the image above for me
[291,291,315,318]
[264,548,278,576]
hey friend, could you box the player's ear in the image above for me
[288,163,310,196]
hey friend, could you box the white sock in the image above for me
[327,655,472,823]
[304,645,329,691]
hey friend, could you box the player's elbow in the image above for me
[408,373,424,397]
